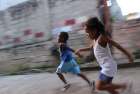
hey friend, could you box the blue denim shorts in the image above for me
[56,59,80,74]
[99,73,113,84]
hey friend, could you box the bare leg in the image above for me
[96,80,126,94]
[77,73,91,85]
[108,89,119,94]
[57,73,67,84]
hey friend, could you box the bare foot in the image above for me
[121,81,133,94]
[61,83,71,91]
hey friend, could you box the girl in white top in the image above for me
[76,17,133,94]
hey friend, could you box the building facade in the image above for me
[0,0,52,49]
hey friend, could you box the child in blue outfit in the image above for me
[56,32,94,90]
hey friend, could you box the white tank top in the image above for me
[93,39,117,77]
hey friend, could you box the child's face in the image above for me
[58,35,62,43]
[58,34,64,43]
[85,26,96,40]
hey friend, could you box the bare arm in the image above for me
[76,43,93,53]
[107,37,134,63]
[98,35,133,63]
[102,0,112,33]
[78,46,92,52]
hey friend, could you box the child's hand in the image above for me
[75,52,83,58]
[129,56,134,63]
[128,54,134,63]
[75,49,81,54]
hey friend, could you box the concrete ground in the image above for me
[0,67,139,94]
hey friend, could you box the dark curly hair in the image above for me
[58,32,69,43]
[85,17,106,36]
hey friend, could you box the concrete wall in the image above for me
[113,19,140,64]
[0,0,52,49]
[49,0,99,28]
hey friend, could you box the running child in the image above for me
[76,17,133,94]
[56,32,94,91]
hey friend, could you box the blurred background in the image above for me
[0,0,140,75]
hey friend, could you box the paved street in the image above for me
[0,67,139,94]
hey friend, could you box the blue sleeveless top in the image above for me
[59,43,74,62]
